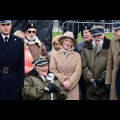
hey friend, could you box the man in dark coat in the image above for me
[116,62,120,100]
[81,25,110,100]
[74,25,92,100]
[58,20,82,39]
[0,20,24,100]
[59,20,105,39]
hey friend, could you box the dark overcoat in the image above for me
[116,62,120,100]
[0,33,24,100]
[81,37,110,95]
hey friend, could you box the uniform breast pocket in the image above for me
[101,51,108,57]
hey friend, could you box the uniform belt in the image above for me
[0,67,18,73]
[62,72,72,75]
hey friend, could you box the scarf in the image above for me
[61,47,73,58]
[25,36,41,47]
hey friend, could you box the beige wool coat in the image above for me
[105,38,120,100]
[50,49,82,100]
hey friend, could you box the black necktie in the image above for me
[4,37,8,42]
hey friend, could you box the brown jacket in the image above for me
[105,38,120,100]
[50,49,82,100]
[28,42,49,62]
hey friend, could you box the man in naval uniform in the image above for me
[0,20,24,100]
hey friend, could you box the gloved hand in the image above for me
[91,80,101,95]
[106,84,111,94]
[95,77,105,86]
[44,83,60,93]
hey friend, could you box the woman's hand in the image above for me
[63,81,71,90]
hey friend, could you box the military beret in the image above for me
[32,55,48,66]
[0,20,12,24]
[23,22,37,32]
[113,23,120,30]
[89,25,104,37]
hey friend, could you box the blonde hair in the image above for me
[14,30,25,37]
[52,35,62,45]
[60,38,74,49]
[14,30,28,49]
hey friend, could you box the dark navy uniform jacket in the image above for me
[0,33,24,100]
[116,62,120,100]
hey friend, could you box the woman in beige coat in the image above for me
[105,23,120,100]
[50,31,82,100]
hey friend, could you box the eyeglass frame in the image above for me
[27,30,37,34]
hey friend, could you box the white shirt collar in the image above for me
[40,75,46,81]
[1,34,10,42]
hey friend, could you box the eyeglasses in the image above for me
[27,31,36,33]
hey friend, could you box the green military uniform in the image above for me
[81,37,110,100]
[22,69,67,100]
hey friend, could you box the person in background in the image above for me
[74,25,92,100]
[58,20,82,39]
[52,35,62,52]
[49,35,62,60]
[23,22,49,63]
[50,31,82,100]
[14,30,34,75]
[22,55,67,100]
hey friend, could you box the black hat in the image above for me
[0,20,12,24]
[32,55,48,66]
[113,23,120,30]
[83,24,93,31]
[89,25,104,37]
[23,22,37,32]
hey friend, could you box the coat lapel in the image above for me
[58,49,74,72]
[58,50,69,71]
[114,39,120,53]
[67,51,75,64]
[3,34,18,57]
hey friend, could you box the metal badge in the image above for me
[31,23,33,27]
